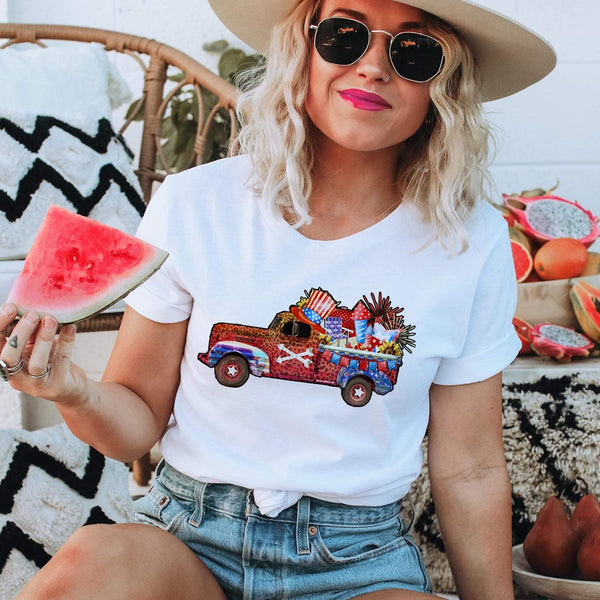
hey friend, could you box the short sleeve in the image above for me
[433,223,521,385]
[124,177,193,323]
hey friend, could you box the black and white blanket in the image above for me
[409,369,600,595]
[0,424,133,598]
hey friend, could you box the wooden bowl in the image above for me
[513,545,600,599]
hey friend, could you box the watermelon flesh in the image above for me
[8,205,168,323]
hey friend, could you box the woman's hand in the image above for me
[0,302,89,408]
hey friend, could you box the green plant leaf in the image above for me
[203,108,233,163]
[191,91,200,122]
[125,97,145,121]
[176,99,193,129]
[170,97,182,129]
[218,48,248,82]
[158,136,177,170]
[153,44,250,169]
[160,115,176,140]
[174,131,196,171]
[200,88,219,122]
[203,39,229,53]
[232,53,264,81]
[168,71,186,83]
[174,119,197,156]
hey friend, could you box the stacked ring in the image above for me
[28,366,52,379]
[0,358,25,381]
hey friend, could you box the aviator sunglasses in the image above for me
[309,17,445,83]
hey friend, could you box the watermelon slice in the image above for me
[7,205,167,323]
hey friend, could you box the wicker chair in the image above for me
[0,24,239,484]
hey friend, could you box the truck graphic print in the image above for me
[197,289,415,407]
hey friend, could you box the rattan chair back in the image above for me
[0,23,239,332]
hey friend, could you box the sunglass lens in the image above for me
[390,33,444,82]
[314,18,369,66]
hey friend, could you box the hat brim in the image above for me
[208,0,556,101]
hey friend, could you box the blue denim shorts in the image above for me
[133,461,433,600]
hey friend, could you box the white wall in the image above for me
[5,0,599,222]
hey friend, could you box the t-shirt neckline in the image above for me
[256,194,411,253]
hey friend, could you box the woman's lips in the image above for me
[339,89,391,111]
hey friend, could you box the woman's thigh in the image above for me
[16,522,227,600]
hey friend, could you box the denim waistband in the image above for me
[155,460,411,528]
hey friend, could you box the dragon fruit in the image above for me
[503,194,600,247]
[530,323,594,361]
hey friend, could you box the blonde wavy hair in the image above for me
[232,0,495,254]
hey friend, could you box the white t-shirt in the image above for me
[125,154,520,516]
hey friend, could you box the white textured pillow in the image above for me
[0,424,134,598]
[0,43,145,260]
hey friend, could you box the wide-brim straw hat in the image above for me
[208,0,556,102]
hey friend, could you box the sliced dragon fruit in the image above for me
[530,323,594,361]
[503,194,600,247]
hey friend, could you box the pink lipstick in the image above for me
[339,89,391,111]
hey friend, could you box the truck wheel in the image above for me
[342,376,372,407]
[215,354,249,387]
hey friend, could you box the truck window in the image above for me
[268,315,282,329]
[282,320,312,338]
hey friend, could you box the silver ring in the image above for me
[28,365,52,379]
[0,358,24,380]
[383,73,391,82]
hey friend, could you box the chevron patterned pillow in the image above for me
[0,424,134,599]
[0,43,145,261]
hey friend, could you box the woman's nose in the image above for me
[355,32,392,82]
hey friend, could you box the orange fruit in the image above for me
[511,239,533,282]
[534,238,588,280]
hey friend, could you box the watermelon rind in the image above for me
[57,256,165,324]
[11,251,168,324]
[7,206,169,324]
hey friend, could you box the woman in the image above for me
[2,0,555,598]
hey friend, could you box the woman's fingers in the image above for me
[0,310,39,368]
[0,303,18,343]
[0,308,86,406]
[27,315,58,377]
[51,323,77,383]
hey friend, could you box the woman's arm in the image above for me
[427,373,514,600]
[1,304,187,463]
[67,306,188,462]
